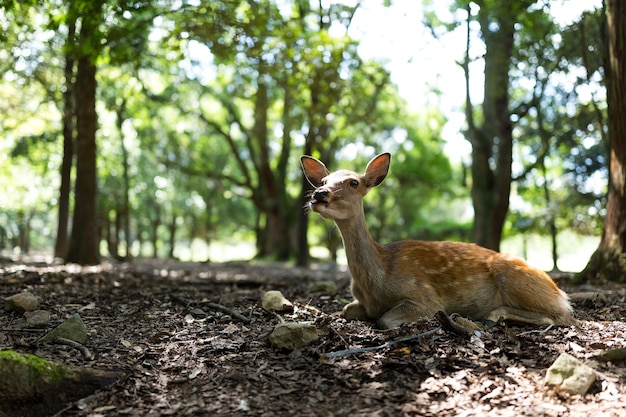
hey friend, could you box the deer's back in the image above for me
[381,240,565,318]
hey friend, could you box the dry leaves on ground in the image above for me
[1,259,625,417]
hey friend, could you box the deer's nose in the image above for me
[313,189,329,201]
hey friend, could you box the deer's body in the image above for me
[301,152,575,329]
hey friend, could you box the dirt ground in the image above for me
[1,258,625,417]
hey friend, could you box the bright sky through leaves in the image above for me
[346,0,603,162]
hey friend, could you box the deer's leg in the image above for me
[484,306,557,327]
[342,300,370,321]
[377,300,437,330]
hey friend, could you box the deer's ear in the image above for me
[364,153,391,188]
[301,156,330,187]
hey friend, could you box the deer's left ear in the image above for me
[301,156,330,187]
[363,153,391,188]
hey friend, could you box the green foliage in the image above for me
[360,107,467,243]
[0,0,608,263]
[424,0,606,254]
[506,4,607,240]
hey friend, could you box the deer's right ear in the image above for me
[301,156,330,187]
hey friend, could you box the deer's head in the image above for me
[300,153,391,221]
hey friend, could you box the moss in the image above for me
[0,350,70,381]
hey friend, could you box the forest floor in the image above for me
[1,258,626,417]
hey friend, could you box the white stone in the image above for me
[4,292,39,312]
[268,322,318,349]
[545,353,596,395]
[261,290,294,312]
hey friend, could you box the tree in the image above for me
[580,0,626,282]
[65,0,103,265]
[54,18,76,259]
[499,5,606,271]
[425,0,605,254]
[166,0,397,262]
[462,0,538,251]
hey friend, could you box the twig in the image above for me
[269,310,285,324]
[517,324,555,337]
[202,301,251,324]
[54,337,93,360]
[4,328,46,333]
[435,311,476,338]
[321,327,441,363]
[329,325,349,348]
[171,294,252,324]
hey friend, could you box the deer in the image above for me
[301,152,576,329]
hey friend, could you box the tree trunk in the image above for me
[104,212,118,259]
[65,5,101,265]
[136,226,144,257]
[253,68,291,261]
[115,103,132,260]
[168,213,177,259]
[466,2,516,252]
[580,0,626,282]
[54,20,75,259]
[17,212,30,254]
[151,206,160,258]
[203,189,214,263]
[541,162,559,271]
[114,210,123,258]
[296,175,312,267]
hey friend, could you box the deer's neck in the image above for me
[335,210,386,284]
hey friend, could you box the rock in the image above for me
[190,307,208,318]
[268,322,318,350]
[40,313,87,343]
[23,310,51,329]
[4,292,40,313]
[0,350,125,417]
[545,353,596,395]
[261,290,294,312]
[308,280,338,294]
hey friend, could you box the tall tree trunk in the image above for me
[296,174,312,267]
[105,212,119,259]
[17,212,30,254]
[580,0,626,282]
[116,103,131,259]
[168,213,177,259]
[296,121,315,267]
[66,4,101,265]
[54,21,75,259]
[541,161,559,272]
[254,67,290,260]
[466,2,516,252]
[151,206,160,258]
[277,76,297,262]
[136,227,144,257]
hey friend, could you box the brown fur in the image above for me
[301,152,576,329]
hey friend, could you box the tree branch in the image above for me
[321,326,442,363]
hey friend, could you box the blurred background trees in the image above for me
[0,0,612,278]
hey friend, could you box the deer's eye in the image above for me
[349,179,359,189]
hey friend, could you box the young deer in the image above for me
[301,152,575,329]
